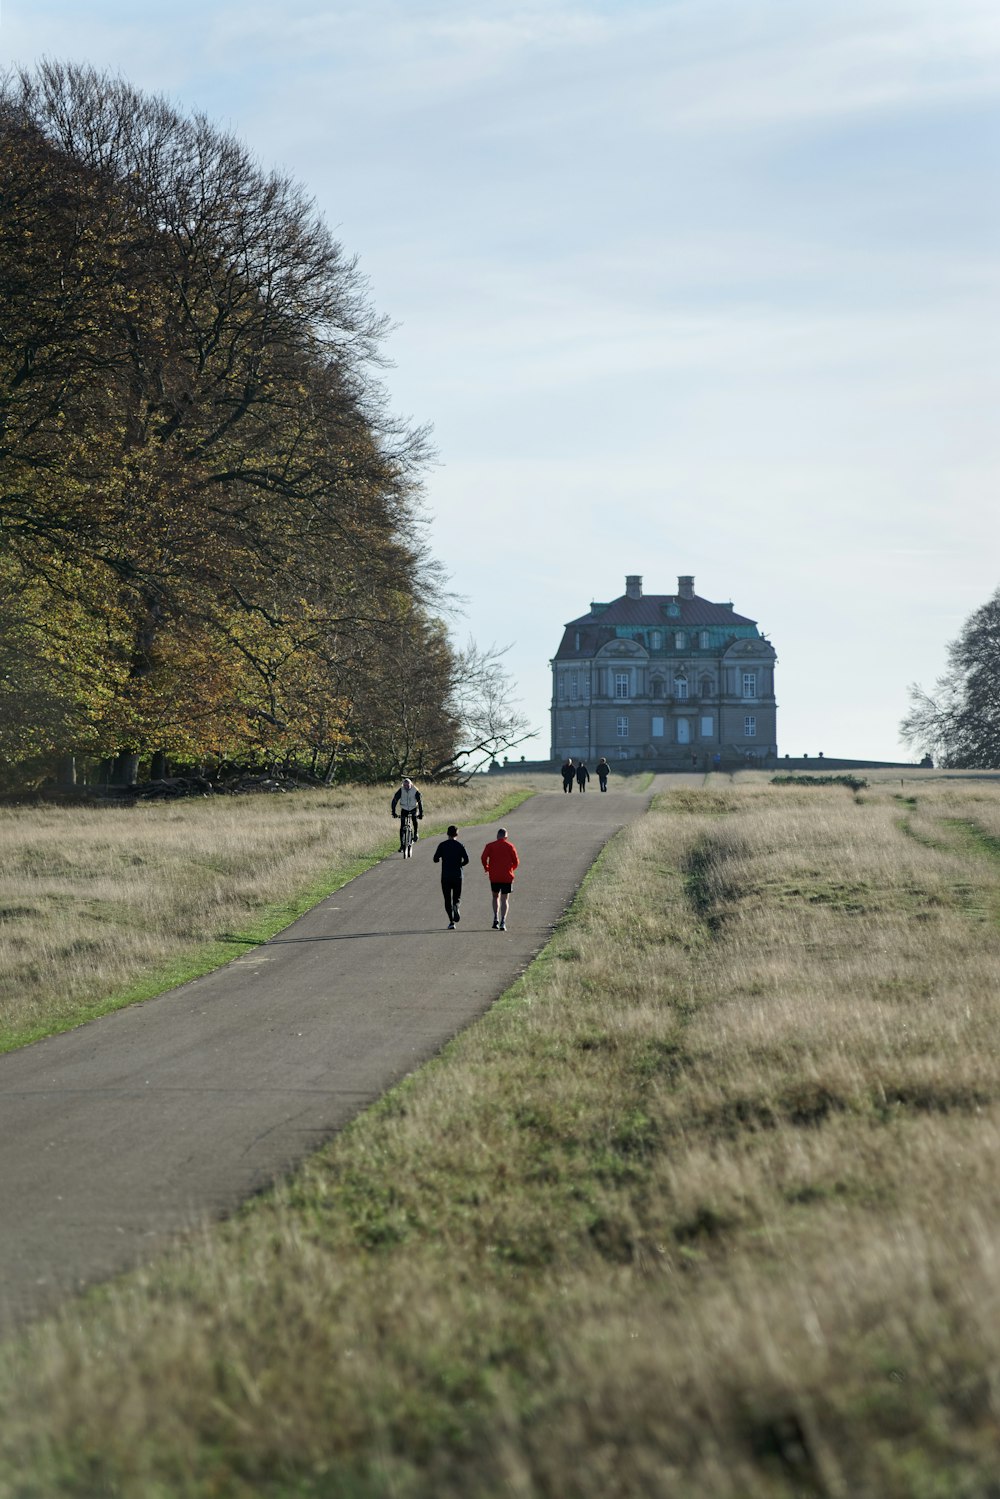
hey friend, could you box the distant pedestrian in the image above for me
[596,756,610,792]
[712,752,721,773]
[575,761,590,792]
[561,758,575,793]
[433,825,469,929]
[481,827,519,931]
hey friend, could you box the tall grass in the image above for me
[3,776,1000,1495]
[0,780,534,1051]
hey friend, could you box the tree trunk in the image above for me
[150,749,168,780]
[112,751,140,786]
[57,754,76,788]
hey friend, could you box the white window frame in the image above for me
[651,631,662,650]
[699,631,710,649]
[674,631,686,650]
[744,715,757,738]
[616,715,629,739]
[674,676,688,700]
[614,672,630,700]
[742,671,757,699]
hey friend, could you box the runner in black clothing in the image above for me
[433,825,470,929]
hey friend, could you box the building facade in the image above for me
[550,575,777,767]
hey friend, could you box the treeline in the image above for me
[0,63,525,790]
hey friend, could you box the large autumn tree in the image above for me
[0,62,464,784]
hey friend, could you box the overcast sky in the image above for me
[4,0,998,761]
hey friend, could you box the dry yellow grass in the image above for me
[0,778,535,1049]
[3,773,1000,1496]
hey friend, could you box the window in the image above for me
[651,631,662,650]
[674,631,686,650]
[574,632,580,650]
[558,674,565,700]
[700,716,714,738]
[614,672,629,699]
[677,719,690,744]
[651,677,664,699]
[742,672,757,699]
[744,715,757,738]
[674,676,688,700]
[652,716,664,738]
[699,631,710,649]
[570,673,578,700]
[616,715,629,738]
[699,674,713,697]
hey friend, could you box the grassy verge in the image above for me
[4,777,1000,1494]
[0,781,535,1053]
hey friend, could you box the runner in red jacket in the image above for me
[481,827,519,931]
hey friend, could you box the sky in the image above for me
[3,0,999,762]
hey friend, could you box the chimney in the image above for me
[625,575,643,599]
[678,575,695,600]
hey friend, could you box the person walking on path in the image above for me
[596,756,610,792]
[481,827,519,930]
[433,825,469,929]
[575,761,590,793]
[561,757,575,792]
[391,777,423,850]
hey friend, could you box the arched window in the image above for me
[674,631,686,650]
[699,674,713,697]
[674,676,689,700]
[651,631,662,650]
[651,677,665,699]
[699,631,710,649]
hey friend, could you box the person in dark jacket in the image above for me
[561,758,575,793]
[596,756,610,792]
[433,825,470,929]
[575,761,590,792]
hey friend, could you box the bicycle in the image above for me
[399,811,416,858]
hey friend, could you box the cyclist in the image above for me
[391,777,423,850]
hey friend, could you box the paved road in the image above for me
[0,779,675,1330]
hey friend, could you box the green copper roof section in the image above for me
[613,624,760,647]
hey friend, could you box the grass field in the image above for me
[3,772,1000,1496]
[0,779,536,1053]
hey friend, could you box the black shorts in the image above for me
[490,881,512,895]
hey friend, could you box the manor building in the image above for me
[551,575,777,767]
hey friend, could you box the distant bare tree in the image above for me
[430,641,536,781]
[901,588,1000,767]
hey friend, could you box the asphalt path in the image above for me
[0,777,679,1331]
